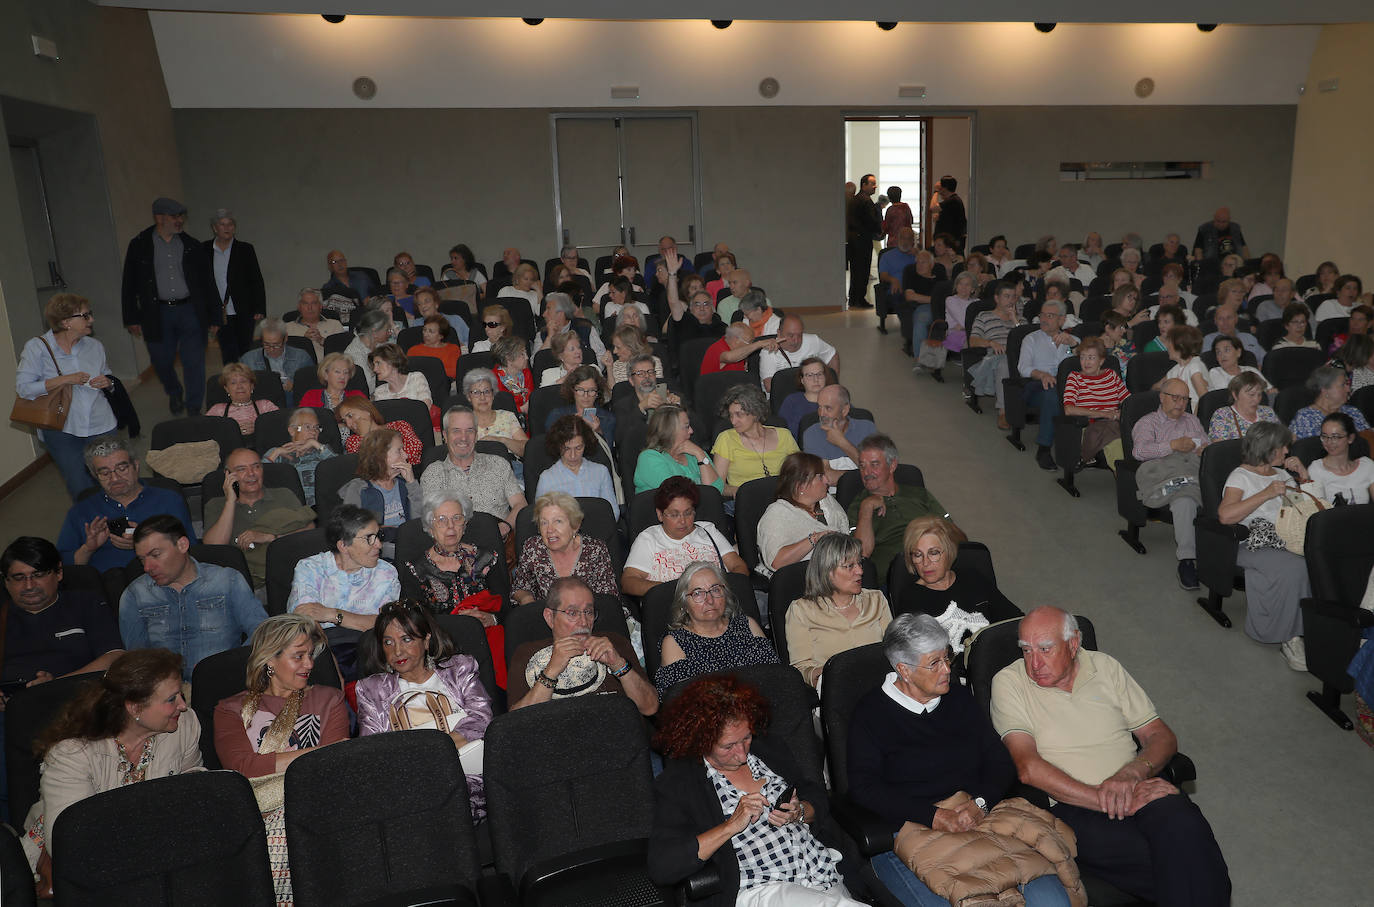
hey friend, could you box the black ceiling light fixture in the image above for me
[522,17,544,25]
[1034,22,1057,33]
[876,21,898,30]
[1197,23,1218,31]
[711,20,733,29]
[321,14,345,23]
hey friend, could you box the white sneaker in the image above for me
[1280,636,1307,672]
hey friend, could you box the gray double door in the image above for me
[552,113,702,266]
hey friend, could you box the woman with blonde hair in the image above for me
[214,614,349,904]
[895,516,1019,654]
[206,361,279,435]
[472,305,513,353]
[297,352,365,416]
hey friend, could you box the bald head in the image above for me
[1212,207,1231,230]
[778,315,805,352]
[1159,378,1190,418]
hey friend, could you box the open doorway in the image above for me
[843,114,972,306]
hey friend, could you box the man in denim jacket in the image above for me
[118,514,266,680]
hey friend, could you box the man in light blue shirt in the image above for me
[1017,299,1080,470]
[1201,304,1266,366]
[803,385,877,484]
[119,515,266,681]
[240,317,313,405]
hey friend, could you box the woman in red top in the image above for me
[336,395,424,464]
[491,336,533,419]
[881,185,913,248]
[297,352,366,414]
[1062,335,1130,469]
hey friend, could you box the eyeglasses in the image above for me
[94,461,136,479]
[801,371,826,380]
[431,514,466,526]
[1160,391,1189,403]
[1320,432,1349,441]
[328,257,347,265]
[687,583,727,602]
[467,387,494,398]
[630,369,656,379]
[573,386,599,396]
[484,321,503,328]
[68,311,94,321]
[289,423,321,434]
[356,532,381,546]
[262,340,285,350]
[912,655,952,672]
[550,606,598,621]
[6,568,55,584]
[909,547,944,562]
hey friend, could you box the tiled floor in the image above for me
[6,313,1369,903]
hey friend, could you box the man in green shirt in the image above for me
[847,433,948,580]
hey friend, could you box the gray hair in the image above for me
[544,292,576,321]
[297,287,323,307]
[718,382,769,422]
[883,613,949,671]
[823,384,852,409]
[739,288,768,314]
[210,207,235,228]
[1306,365,1346,394]
[254,316,286,341]
[857,432,899,465]
[1122,232,1143,251]
[629,352,656,374]
[83,435,132,470]
[667,562,741,631]
[421,489,474,532]
[1240,420,1294,467]
[355,308,391,338]
[1121,247,1143,266]
[725,322,754,344]
[462,367,498,397]
[287,407,319,429]
[560,245,578,258]
[442,404,476,432]
[1040,298,1065,317]
[803,532,864,599]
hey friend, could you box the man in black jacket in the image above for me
[204,208,266,364]
[121,197,218,415]
[845,175,880,310]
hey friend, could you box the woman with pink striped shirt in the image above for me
[1062,336,1130,469]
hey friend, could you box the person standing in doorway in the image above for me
[203,208,265,365]
[928,175,967,252]
[846,174,880,310]
[121,197,217,415]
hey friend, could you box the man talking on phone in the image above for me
[57,437,196,572]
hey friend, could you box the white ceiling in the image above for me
[97,0,1372,25]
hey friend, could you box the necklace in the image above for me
[432,542,467,559]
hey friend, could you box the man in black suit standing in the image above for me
[929,175,967,252]
[121,197,218,415]
[846,174,880,310]
[205,208,266,364]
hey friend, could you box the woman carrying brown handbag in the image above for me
[14,293,118,499]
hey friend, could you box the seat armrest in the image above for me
[1195,515,1250,542]
[1053,415,1090,427]
[1162,752,1197,786]
[681,863,722,901]
[832,797,897,857]
[476,873,518,907]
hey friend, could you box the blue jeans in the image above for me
[872,851,1072,907]
[911,304,933,346]
[39,428,97,500]
[1021,382,1060,447]
[145,303,207,410]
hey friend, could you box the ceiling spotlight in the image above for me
[876,21,898,30]
[321,14,345,23]
[711,20,733,29]
[1034,22,1057,33]
[1197,23,1218,31]
[522,17,544,25]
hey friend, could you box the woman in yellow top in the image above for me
[710,383,798,499]
[784,532,892,687]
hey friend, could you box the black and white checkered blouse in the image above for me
[706,753,840,891]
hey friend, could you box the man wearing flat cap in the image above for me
[121,197,218,415]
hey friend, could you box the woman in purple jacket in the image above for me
[355,600,493,817]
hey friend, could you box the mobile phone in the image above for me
[232,481,241,496]
[653,383,669,398]
[773,784,797,810]
[106,516,129,537]
[0,679,28,697]
[582,407,597,419]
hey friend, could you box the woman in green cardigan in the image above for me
[634,404,724,495]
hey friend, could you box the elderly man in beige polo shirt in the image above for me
[990,606,1230,906]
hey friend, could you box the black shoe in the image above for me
[850,300,874,309]
[1178,559,1200,592]
[877,321,888,335]
[169,395,185,416]
[1036,446,1057,471]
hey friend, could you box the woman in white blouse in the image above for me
[497,262,542,318]
[756,453,849,578]
[1307,412,1374,505]
[15,293,117,499]
[370,343,433,408]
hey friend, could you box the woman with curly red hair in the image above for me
[647,675,863,906]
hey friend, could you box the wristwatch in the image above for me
[336,610,345,626]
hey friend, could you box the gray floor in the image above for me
[10,314,1372,903]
